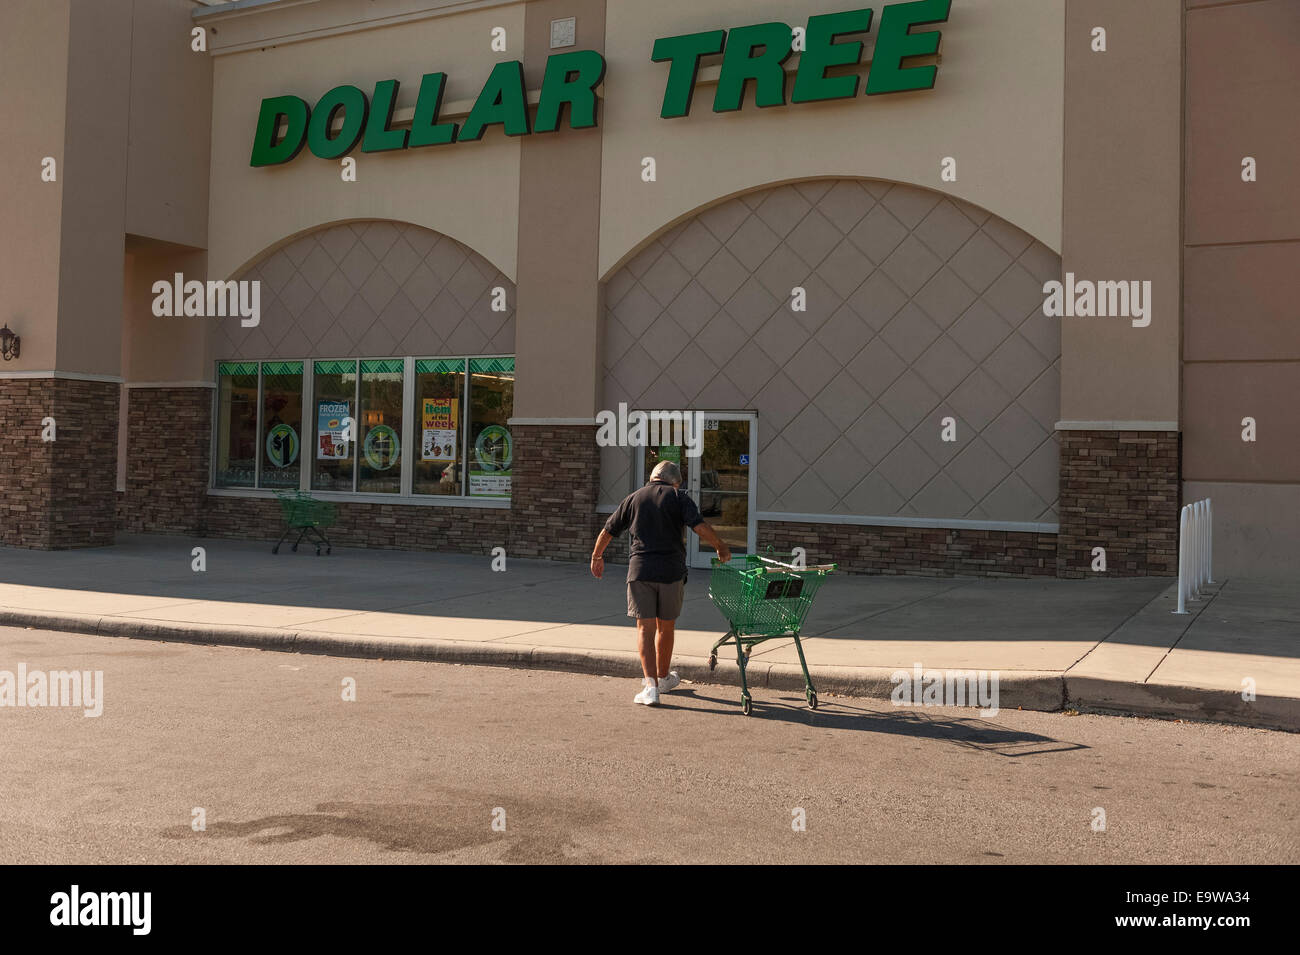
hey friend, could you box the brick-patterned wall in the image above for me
[171,422,597,561]
[1056,430,1180,578]
[203,495,512,554]
[49,379,120,548]
[0,379,58,548]
[508,424,600,561]
[0,378,118,549]
[759,520,1058,577]
[120,387,212,535]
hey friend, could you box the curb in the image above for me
[3,608,1295,732]
[1064,675,1300,734]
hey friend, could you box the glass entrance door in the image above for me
[688,414,756,569]
[637,412,757,570]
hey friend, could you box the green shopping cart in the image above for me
[707,550,837,716]
[272,490,337,556]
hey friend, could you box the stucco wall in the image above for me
[125,0,213,249]
[53,0,133,379]
[204,1,525,283]
[512,0,607,419]
[1059,0,1182,425]
[0,0,70,372]
[122,238,213,384]
[598,0,1065,279]
[1182,0,1300,579]
[1,0,212,378]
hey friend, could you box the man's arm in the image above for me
[678,488,730,563]
[693,521,732,563]
[590,529,613,578]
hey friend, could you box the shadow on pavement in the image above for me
[668,688,1088,756]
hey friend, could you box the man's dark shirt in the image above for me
[603,479,704,583]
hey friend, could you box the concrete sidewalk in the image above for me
[0,535,1296,730]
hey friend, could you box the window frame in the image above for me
[211,361,262,490]
[410,355,471,499]
[309,357,361,494]
[209,354,514,508]
[465,357,516,500]
[356,358,406,495]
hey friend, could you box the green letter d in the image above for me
[250,95,310,167]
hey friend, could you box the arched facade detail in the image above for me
[217,220,516,362]
[599,178,1061,526]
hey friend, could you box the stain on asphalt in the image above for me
[161,792,611,863]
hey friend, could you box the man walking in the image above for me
[591,460,731,706]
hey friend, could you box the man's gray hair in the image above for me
[651,460,682,485]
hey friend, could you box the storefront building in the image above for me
[2,0,1296,579]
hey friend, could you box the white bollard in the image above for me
[1175,506,1190,614]
[1173,498,1212,615]
[1201,496,1211,587]
[1192,501,1203,600]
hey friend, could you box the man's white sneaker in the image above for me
[634,683,660,706]
[658,671,681,694]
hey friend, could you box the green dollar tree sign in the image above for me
[535,50,607,132]
[713,21,795,112]
[362,79,409,152]
[307,85,368,158]
[459,61,530,141]
[791,8,875,104]
[651,30,727,119]
[866,0,951,95]
[408,72,459,148]
[250,95,310,167]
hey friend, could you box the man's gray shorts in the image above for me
[627,578,686,621]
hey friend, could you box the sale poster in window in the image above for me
[421,398,459,462]
[316,400,351,460]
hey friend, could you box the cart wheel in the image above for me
[315,547,322,556]
[744,646,752,659]
[708,653,717,671]
[272,545,279,555]
[291,543,298,553]
[807,691,819,711]
[741,695,752,717]
[326,547,332,555]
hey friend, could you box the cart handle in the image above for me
[709,556,837,572]
[757,556,837,572]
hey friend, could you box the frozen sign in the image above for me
[317,400,351,459]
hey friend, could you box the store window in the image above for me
[413,358,465,496]
[215,362,259,488]
[259,361,303,489]
[467,358,514,499]
[212,354,513,499]
[358,359,403,493]
[312,360,357,492]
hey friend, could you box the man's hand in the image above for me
[590,529,613,579]
[694,521,731,563]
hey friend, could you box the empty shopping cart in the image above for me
[707,551,837,715]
